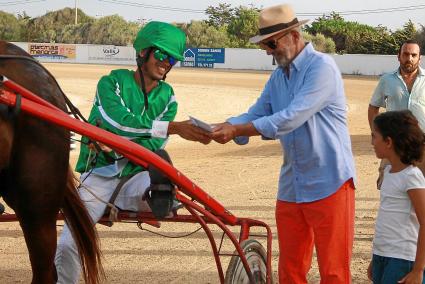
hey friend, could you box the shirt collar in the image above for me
[290,42,314,72]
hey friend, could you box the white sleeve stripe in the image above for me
[113,82,131,112]
[96,84,130,112]
[98,105,152,134]
[95,87,175,136]
[156,95,176,120]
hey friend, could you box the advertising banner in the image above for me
[28,43,76,59]
[182,48,225,68]
[88,45,135,64]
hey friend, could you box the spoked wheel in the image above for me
[224,239,271,284]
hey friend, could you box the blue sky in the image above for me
[1,0,425,31]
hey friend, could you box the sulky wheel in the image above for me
[224,239,271,284]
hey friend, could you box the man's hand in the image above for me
[168,120,212,144]
[210,122,237,144]
[211,122,259,144]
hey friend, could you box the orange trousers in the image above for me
[275,179,355,284]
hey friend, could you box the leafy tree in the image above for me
[0,11,21,41]
[180,20,229,48]
[227,6,259,48]
[3,4,421,54]
[16,11,31,42]
[415,24,425,54]
[359,25,396,55]
[87,15,138,45]
[305,13,407,54]
[359,21,417,55]
[303,32,336,53]
[391,20,417,51]
[27,8,94,42]
[306,13,379,53]
[205,3,235,28]
[58,22,93,44]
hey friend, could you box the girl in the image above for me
[368,110,425,284]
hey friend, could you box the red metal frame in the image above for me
[0,76,273,284]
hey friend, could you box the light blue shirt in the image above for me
[228,43,355,203]
[370,67,425,131]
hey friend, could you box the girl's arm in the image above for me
[398,188,425,284]
[367,260,373,281]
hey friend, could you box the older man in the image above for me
[368,40,425,189]
[211,4,356,284]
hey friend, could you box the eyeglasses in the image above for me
[153,49,177,66]
[259,31,291,50]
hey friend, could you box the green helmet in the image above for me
[133,21,186,61]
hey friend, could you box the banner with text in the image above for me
[28,43,76,59]
[88,45,135,64]
[182,48,225,68]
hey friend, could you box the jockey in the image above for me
[55,21,211,284]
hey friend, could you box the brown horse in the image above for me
[0,41,103,283]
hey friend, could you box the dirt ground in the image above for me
[0,63,381,283]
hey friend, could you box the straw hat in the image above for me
[249,4,309,43]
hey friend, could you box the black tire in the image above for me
[224,239,271,284]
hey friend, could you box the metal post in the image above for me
[75,0,78,25]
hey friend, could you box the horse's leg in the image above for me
[3,176,61,283]
[0,117,13,197]
[19,213,59,284]
[11,144,68,284]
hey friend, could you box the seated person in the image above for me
[55,21,211,284]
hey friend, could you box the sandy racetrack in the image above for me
[0,63,380,283]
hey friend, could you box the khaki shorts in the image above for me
[377,157,425,189]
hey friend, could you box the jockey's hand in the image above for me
[88,142,113,153]
[168,120,212,144]
[210,122,236,144]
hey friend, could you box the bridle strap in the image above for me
[8,92,21,118]
[136,48,152,111]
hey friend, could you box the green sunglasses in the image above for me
[153,49,177,66]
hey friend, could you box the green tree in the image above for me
[0,11,21,41]
[305,13,397,54]
[303,32,336,53]
[391,20,417,52]
[415,24,425,55]
[205,3,235,28]
[227,6,259,48]
[180,20,230,48]
[58,22,92,44]
[27,8,93,42]
[87,15,138,45]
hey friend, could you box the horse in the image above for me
[0,41,103,284]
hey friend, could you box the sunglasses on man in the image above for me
[153,49,177,66]
[259,31,291,50]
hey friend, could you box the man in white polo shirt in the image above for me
[368,40,425,189]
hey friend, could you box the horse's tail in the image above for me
[62,168,104,284]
